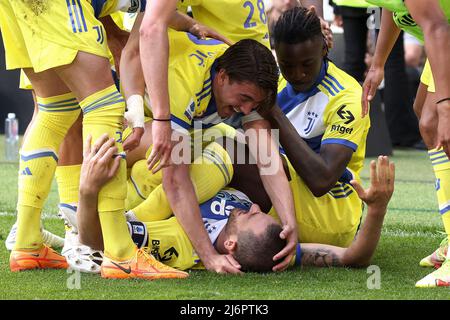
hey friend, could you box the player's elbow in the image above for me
[422,20,450,40]
[309,179,336,197]
[139,20,166,41]
[122,40,140,62]
[342,254,372,268]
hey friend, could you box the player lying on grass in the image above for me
[122,31,298,274]
[123,7,371,250]
[75,134,395,272]
[61,6,369,271]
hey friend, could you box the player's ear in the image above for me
[224,238,237,253]
[217,69,227,85]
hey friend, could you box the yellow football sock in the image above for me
[80,85,135,260]
[429,148,450,250]
[125,159,162,210]
[55,164,81,205]
[132,141,233,222]
[15,93,80,250]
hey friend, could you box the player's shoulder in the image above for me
[320,61,362,99]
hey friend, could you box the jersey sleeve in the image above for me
[321,89,370,152]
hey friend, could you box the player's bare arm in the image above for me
[243,119,298,272]
[301,156,395,268]
[77,134,122,250]
[139,0,177,173]
[266,106,353,197]
[169,10,233,45]
[362,8,401,116]
[162,135,242,274]
[99,15,130,78]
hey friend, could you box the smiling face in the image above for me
[213,69,268,118]
[275,35,326,92]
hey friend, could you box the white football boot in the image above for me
[5,222,65,251]
[58,204,104,274]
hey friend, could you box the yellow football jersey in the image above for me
[154,30,229,133]
[277,60,370,177]
[269,157,363,247]
[178,0,271,48]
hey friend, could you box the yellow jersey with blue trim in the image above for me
[162,30,261,134]
[140,189,255,270]
[178,0,270,48]
[277,60,370,177]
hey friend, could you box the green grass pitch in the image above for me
[0,142,449,299]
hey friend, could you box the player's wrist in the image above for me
[79,185,101,198]
[436,98,450,108]
[367,204,388,216]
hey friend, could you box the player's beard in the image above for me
[224,208,242,235]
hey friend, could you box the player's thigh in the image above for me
[54,52,115,102]
[22,68,71,98]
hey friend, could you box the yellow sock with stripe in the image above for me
[15,93,80,250]
[80,85,135,260]
[55,164,81,205]
[429,148,450,257]
[131,141,233,222]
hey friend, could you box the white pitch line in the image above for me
[0,211,59,219]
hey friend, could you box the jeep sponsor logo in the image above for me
[331,124,353,135]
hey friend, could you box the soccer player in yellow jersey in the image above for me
[124,29,298,273]
[74,132,395,274]
[0,0,188,280]
[258,7,370,246]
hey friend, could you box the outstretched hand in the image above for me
[189,22,233,46]
[350,156,395,211]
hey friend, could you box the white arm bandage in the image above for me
[125,94,145,128]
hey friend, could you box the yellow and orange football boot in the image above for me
[101,248,189,280]
[10,245,68,272]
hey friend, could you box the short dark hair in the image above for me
[215,39,279,112]
[233,223,286,273]
[272,7,323,46]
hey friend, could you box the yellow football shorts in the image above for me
[0,0,109,72]
[420,59,436,93]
